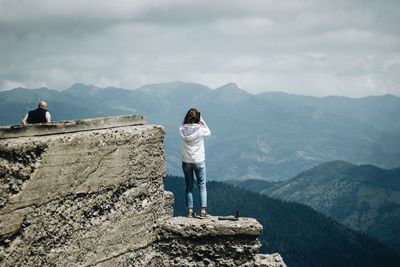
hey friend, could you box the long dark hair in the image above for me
[183,108,200,124]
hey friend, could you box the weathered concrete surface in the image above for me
[150,216,287,266]
[153,216,264,266]
[158,216,263,238]
[0,114,146,139]
[254,253,287,267]
[0,116,286,267]
[0,119,167,266]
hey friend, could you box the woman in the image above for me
[179,108,211,218]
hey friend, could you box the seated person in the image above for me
[21,101,51,125]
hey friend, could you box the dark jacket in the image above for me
[27,108,47,124]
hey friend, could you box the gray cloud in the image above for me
[0,0,399,97]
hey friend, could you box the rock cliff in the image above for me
[0,115,286,266]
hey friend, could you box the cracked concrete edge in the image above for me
[158,216,263,238]
[0,115,147,139]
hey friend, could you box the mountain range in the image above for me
[164,175,400,267]
[1,82,399,181]
[233,160,400,252]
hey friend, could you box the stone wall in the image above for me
[0,115,286,267]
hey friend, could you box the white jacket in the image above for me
[179,119,211,163]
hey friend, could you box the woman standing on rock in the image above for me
[180,108,211,218]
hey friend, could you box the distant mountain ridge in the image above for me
[260,160,400,252]
[1,82,399,181]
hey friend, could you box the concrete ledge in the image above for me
[159,216,263,238]
[155,216,265,266]
[0,115,146,139]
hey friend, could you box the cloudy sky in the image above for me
[0,0,399,97]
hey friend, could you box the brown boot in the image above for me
[200,207,207,218]
[187,208,194,218]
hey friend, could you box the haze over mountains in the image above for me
[1,82,399,181]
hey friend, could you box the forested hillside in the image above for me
[261,160,400,252]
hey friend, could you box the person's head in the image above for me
[183,108,200,124]
[38,101,48,110]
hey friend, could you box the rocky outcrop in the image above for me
[0,115,286,266]
[154,216,280,267]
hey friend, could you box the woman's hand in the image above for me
[199,116,208,128]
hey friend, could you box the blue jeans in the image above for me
[182,161,207,209]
